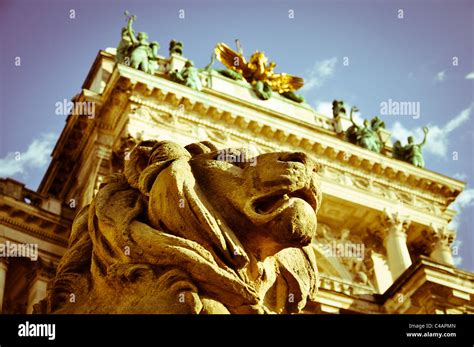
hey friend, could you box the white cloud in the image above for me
[314,101,332,117]
[301,57,338,92]
[449,188,474,231]
[0,133,56,178]
[465,72,474,80]
[450,188,474,213]
[389,122,415,143]
[448,187,474,270]
[448,188,474,267]
[434,70,446,82]
[453,172,468,181]
[389,104,473,158]
[314,101,333,117]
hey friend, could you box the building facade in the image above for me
[1,46,473,314]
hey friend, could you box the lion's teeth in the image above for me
[283,194,289,200]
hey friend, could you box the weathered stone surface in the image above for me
[41,141,321,314]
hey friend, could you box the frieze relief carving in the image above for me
[130,105,178,127]
[314,223,374,288]
[320,165,445,213]
[129,104,276,156]
[129,101,447,217]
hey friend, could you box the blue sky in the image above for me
[0,0,473,270]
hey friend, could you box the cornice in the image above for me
[0,215,68,247]
[383,256,474,301]
[0,187,71,247]
[127,93,459,212]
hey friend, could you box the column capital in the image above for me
[420,224,456,252]
[426,224,456,247]
[381,209,411,229]
[422,224,456,266]
[379,209,411,241]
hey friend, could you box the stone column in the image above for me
[363,231,393,294]
[381,210,412,280]
[0,258,8,313]
[426,225,455,266]
[26,260,54,314]
[27,278,48,314]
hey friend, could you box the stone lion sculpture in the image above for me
[39,140,321,314]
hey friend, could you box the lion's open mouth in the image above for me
[253,187,318,215]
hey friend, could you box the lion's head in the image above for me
[41,141,321,314]
[187,145,320,259]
